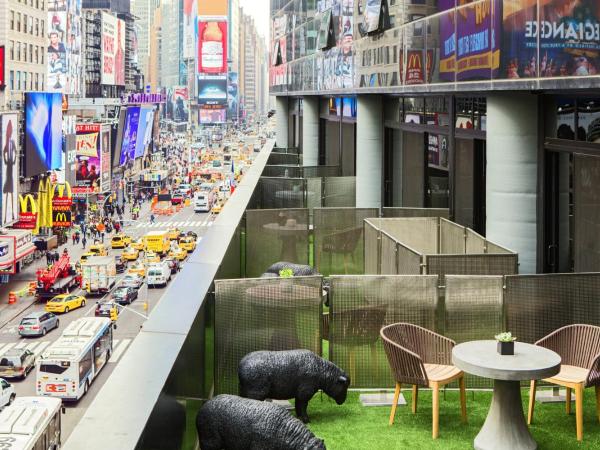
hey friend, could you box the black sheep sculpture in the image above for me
[239,349,350,423]
[196,394,326,450]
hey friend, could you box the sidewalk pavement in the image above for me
[0,199,154,326]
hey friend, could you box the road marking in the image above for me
[136,222,144,229]
[0,343,16,356]
[208,221,214,227]
[25,342,40,352]
[109,338,131,363]
[33,341,51,356]
[14,341,27,349]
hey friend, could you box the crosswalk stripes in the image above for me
[0,343,16,357]
[109,338,131,363]
[127,220,211,229]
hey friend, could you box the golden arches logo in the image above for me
[19,195,38,214]
[37,178,54,229]
[407,53,422,70]
[53,212,70,226]
[53,182,73,199]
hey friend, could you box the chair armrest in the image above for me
[418,328,456,365]
[586,352,600,388]
[381,330,428,386]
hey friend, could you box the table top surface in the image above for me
[452,340,561,381]
[263,222,309,232]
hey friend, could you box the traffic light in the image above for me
[110,306,118,322]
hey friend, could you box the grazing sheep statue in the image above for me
[238,350,350,423]
[196,394,326,450]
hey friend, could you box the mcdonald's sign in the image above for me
[37,178,54,230]
[14,195,38,230]
[53,182,73,210]
[52,210,72,228]
[404,50,435,86]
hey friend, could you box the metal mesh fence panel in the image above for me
[364,219,380,275]
[426,254,518,284]
[262,165,303,178]
[245,209,310,278]
[215,277,323,395]
[466,229,486,254]
[380,233,397,275]
[268,152,300,165]
[382,207,449,218]
[258,177,306,209]
[306,177,322,213]
[505,273,600,344]
[323,177,356,207]
[440,218,466,254]
[379,218,439,255]
[216,222,241,279]
[445,276,504,388]
[273,147,301,154]
[314,208,378,276]
[329,275,438,388]
[396,243,423,275]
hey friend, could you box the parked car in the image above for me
[95,302,118,320]
[111,286,138,305]
[114,255,126,273]
[0,379,15,409]
[45,294,86,314]
[0,349,35,379]
[164,258,180,274]
[18,312,59,337]
[120,274,144,290]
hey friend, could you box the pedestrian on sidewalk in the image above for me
[82,236,87,249]
[150,214,156,224]
[54,251,60,262]
[101,231,105,243]
[72,233,76,245]
[45,250,52,266]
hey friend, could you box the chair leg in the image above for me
[459,376,467,423]
[389,383,401,426]
[575,384,584,441]
[527,380,537,425]
[566,387,572,415]
[596,385,600,424]
[432,382,440,439]
[412,385,418,414]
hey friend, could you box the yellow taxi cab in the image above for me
[130,238,145,251]
[128,262,146,278]
[167,228,182,241]
[144,251,160,264]
[111,234,132,249]
[211,202,223,214]
[45,294,86,314]
[89,243,108,256]
[168,246,188,261]
[178,235,196,252]
[122,247,140,261]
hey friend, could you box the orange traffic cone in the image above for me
[8,292,16,304]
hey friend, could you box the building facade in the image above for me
[270,0,600,275]
[239,9,268,121]
[0,0,48,110]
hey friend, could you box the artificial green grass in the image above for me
[306,390,600,449]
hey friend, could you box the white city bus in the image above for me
[0,396,62,450]
[36,317,113,401]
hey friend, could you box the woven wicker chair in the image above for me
[380,323,467,439]
[527,324,600,441]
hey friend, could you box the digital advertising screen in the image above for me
[25,92,63,177]
[199,107,227,124]
[1,114,19,226]
[183,0,197,59]
[198,75,227,105]
[101,12,125,85]
[134,107,155,159]
[0,46,5,90]
[101,129,111,192]
[197,18,228,74]
[75,123,101,193]
[119,106,140,165]
[173,87,189,122]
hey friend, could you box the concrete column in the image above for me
[302,96,320,166]
[356,95,383,208]
[486,93,538,273]
[275,96,289,149]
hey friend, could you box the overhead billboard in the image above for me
[101,12,125,85]
[119,106,141,165]
[75,123,101,194]
[183,0,197,59]
[172,87,189,122]
[197,75,227,105]
[0,46,5,90]
[48,0,82,94]
[1,114,19,226]
[101,128,111,192]
[197,18,228,75]
[25,93,63,177]
[134,107,155,159]
[227,72,238,120]
[199,107,227,124]
[501,0,600,79]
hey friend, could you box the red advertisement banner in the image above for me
[197,20,228,74]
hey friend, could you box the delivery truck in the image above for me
[80,256,117,295]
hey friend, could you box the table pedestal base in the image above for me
[474,380,536,450]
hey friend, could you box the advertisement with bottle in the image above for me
[197,18,228,75]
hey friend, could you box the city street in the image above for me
[0,199,214,440]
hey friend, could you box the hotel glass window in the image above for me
[17,13,21,32]
[23,15,27,33]
[10,11,14,30]
[9,41,14,60]
[16,43,20,62]
[29,45,33,62]
[9,71,14,91]
[35,18,39,36]
[16,72,21,91]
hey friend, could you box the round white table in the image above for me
[452,340,561,450]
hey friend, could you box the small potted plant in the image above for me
[279,268,294,279]
[279,268,294,293]
[495,332,517,355]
